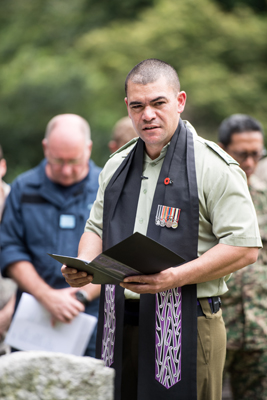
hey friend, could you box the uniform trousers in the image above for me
[121,297,226,400]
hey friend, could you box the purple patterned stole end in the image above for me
[101,284,116,367]
[155,287,182,388]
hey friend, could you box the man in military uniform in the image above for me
[62,61,261,400]
[219,114,267,399]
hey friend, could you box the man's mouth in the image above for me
[143,126,159,131]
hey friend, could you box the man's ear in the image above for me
[108,140,118,154]
[0,158,7,179]
[87,140,93,159]
[124,98,131,119]
[177,91,187,114]
[42,138,48,157]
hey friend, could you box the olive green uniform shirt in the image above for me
[85,121,262,298]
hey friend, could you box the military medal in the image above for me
[160,205,167,227]
[156,205,181,229]
[155,205,162,226]
[172,208,181,229]
[166,207,174,228]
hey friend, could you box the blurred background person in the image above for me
[218,114,267,400]
[0,146,10,217]
[0,114,101,357]
[254,155,267,184]
[0,145,16,356]
[108,116,138,154]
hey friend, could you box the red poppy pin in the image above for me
[164,177,173,185]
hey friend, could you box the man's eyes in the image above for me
[154,101,165,106]
[131,105,142,110]
[130,102,166,110]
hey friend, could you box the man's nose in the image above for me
[61,163,73,175]
[142,106,156,121]
[242,155,257,169]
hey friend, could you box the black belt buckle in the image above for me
[197,296,221,317]
[210,296,221,313]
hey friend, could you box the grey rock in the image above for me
[0,276,17,309]
[0,275,17,356]
[0,351,114,400]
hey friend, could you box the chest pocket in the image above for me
[21,194,56,250]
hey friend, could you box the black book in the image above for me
[48,232,185,285]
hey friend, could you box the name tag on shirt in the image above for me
[59,214,76,229]
[87,203,94,211]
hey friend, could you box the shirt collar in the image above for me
[144,142,170,164]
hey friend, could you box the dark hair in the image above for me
[125,58,180,96]
[0,145,3,160]
[218,114,263,147]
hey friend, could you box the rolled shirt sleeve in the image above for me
[0,180,32,276]
[195,138,262,255]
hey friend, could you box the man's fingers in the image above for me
[64,271,87,279]
[61,263,94,287]
[50,300,84,326]
[65,276,93,287]
[123,274,144,283]
[61,264,78,274]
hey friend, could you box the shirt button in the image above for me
[143,189,147,194]
[139,218,143,224]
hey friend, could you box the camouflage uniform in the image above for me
[255,157,267,185]
[223,174,267,399]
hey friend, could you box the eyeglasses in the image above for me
[47,157,83,167]
[230,151,264,163]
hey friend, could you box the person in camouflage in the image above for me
[218,114,267,400]
[255,156,267,185]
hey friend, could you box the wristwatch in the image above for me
[75,290,90,305]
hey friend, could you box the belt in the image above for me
[197,296,221,317]
[124,296,221,325]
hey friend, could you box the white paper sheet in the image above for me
[5,293,98,356]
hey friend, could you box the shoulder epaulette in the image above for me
[109,137,138,158]
[205,140,239,165]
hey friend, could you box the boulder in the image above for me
[0,351,114,400]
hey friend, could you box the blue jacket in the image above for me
[0,159,102,356]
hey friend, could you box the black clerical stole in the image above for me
[96,119,199,400]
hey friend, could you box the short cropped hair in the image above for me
[218,114,263,147]
[125,59,180,96]
[45,114,91,142]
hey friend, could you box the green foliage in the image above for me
[0,0,267,182]
[73,0,267,141]
[0,0,154,181]
[213,0,267,13]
